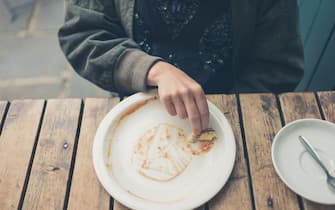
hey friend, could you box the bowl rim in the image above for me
[271,118,335,205]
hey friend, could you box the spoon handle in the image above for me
[298,136,329,175]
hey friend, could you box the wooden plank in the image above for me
[318,91,335,123]
[279,92,335,210]
[207,95,253,210]
[279,92,321,122]
[303,202,335,210]
[0,101,8,134]
[114,202,131,210]
[113,200,207,210]
[239,94,300,210]
[67,98,119,210]
[22,99,82,210]
[0,100,45,209]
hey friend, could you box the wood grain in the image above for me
[239,94,300,210]
[207,95,252,210]
[114,201,131,210]
[317,91,335,123]
[0,101,8,134]
[194,206,205,210]
[279,92,335,210]
[279,92,320,121]
[22,99,82,210]
[114,200,205,210]
[67,98,119,210]
[0,100,45,209]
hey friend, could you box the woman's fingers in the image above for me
[161,95,177,116]
[160,84,208,136]
[183,91,202,136]
[152,61,208,135]
[193,86,209,130]
[172,95,188,119]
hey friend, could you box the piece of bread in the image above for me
[189,128,217,143]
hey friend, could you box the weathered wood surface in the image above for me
[1,92,335,210]
[279,92,335,210]
[22,99,82,210]
[318,91,335,123]
[67,98,119,210]
[207,95,252,210]
[239,94,300,210]
[0,100,45,209]
[114,202,132,210]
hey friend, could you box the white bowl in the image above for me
[272,119,335,205]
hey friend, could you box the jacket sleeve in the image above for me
[58,0,162,94]
[232,0,304,93]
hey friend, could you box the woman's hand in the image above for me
[147,61,209,136]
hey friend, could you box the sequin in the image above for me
[133,10,153,54]
[199,13,233,74]
[154,0,200,39]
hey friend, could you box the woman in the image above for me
[58,0,304,135]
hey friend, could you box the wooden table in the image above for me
[0,91,334,210]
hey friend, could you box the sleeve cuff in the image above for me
[114,49,162,94]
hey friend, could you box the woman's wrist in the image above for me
[146,61,167,86]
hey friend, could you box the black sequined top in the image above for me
[133,0,233,93]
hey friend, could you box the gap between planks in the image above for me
[0,101,9,136]
[63,99,85,210]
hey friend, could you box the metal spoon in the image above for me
[299,135,335,193]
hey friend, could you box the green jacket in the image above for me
[58,0,304,94]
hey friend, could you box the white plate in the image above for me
[272,119,335,205]
[93,92,236,210]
